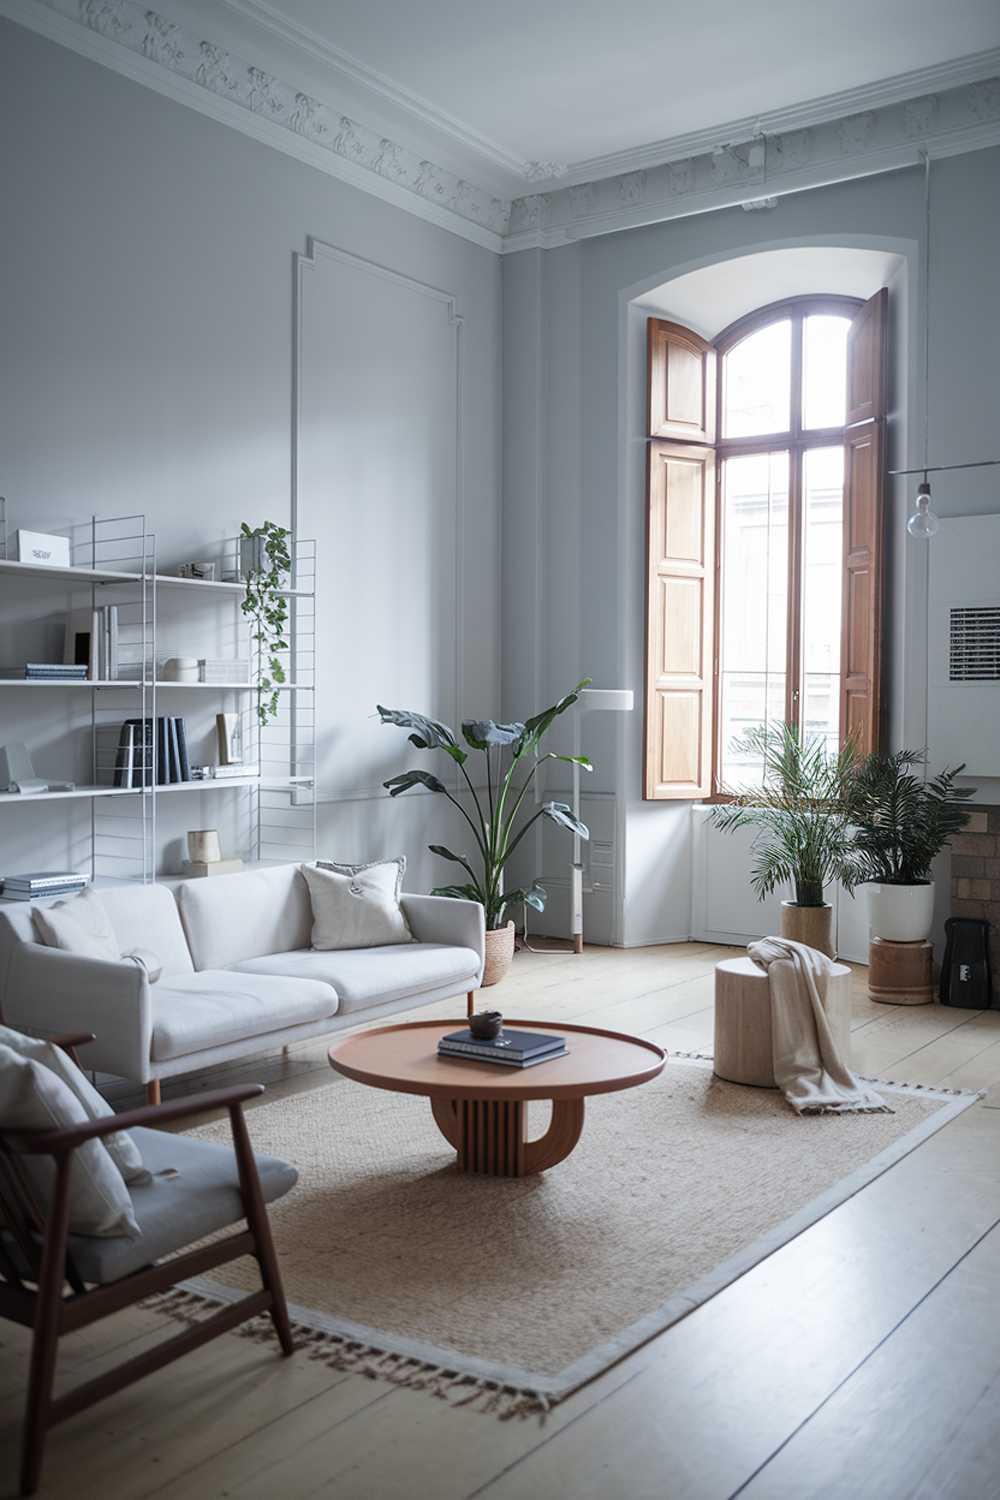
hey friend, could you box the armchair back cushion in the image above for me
[177,864,313,971]
[0,1045,139,1239]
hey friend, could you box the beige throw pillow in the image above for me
[0,1044,140,1239]
[301,861,413,951]
[32,886,120,963]
[0,1026,148,1186]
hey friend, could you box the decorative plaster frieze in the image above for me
[31,0,513,239]
[506,74,1000,250]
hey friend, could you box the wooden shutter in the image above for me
[840,288,888,753]
[644,440,716,799]
[647,319,716,443]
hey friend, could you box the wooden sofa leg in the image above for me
[467,991,475,1019]
[146,1080,161,1107]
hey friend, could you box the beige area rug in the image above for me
[164,1058,977,1416]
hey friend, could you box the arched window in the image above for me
[644,292,887,801]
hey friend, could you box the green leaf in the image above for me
[428,844,480,881]
[515,679,592,756]
[541,801,590,839]
[461,719,525,750]
[430,883,481,903]
[500,881,547,915]
[383,769,447,796]
[376,706,467,765]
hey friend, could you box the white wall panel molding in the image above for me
[507,75,1000,250]
[292,237,464,806]
[1,0,509,250]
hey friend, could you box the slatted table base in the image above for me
[430,1096,586,1177]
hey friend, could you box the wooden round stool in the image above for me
[714,956,853,1088]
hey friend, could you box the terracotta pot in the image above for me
[780,899,835,958]
[866,881,934,943]
[481,920,515,987]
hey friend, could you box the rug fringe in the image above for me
[672,1050,983,1101]
[143,1288,552,1423]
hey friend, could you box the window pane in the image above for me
[722,321,791,438]
[800,445,844,757]
[719,452,789,788]
[802,315,851,429]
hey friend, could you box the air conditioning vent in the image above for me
[949,606,1000,681]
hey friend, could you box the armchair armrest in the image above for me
[3,944,152,1083]
[7,1084,265,1157]
[401,894,484,977]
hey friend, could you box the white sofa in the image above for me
[0,863,484,1096]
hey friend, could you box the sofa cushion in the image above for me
[301,862,414,951]
[32,887,121,962]
[100,885,195,977]
[177,864,313,972]
[233,944,480,1015]
[150,971,337,1062]
[53,1126,297,1284]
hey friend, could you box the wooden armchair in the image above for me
[0,1035,296,1495]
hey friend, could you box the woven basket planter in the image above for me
[481,920,515,987]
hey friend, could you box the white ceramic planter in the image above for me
[866,881,935,942]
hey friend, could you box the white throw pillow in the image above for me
[0,1044,140,1239]
[317,856,406,902]
[301,861,414,951]
[0,1026,148,1186]
[32,887,120,963]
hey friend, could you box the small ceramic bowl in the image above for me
[469,1010,503,1040]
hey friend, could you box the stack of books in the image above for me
[2,871,88,901]
[113,717,191,787]
[63,606,120,680]
[437,1028,567,1068]
[0,663,89,681]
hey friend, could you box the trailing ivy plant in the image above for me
[378,681,592,930]
[240,521,291,727]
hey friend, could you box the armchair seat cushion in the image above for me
[62,1126,298,1283]
[151,972,337,1063]
[233,943,480,1014]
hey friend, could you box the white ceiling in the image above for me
[641,247,905,339]
[216,0,1000,177]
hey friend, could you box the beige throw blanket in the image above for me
[747,937,891,1115]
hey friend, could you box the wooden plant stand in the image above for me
[869,937,934,1006]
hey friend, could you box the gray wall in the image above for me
[503,148,1000,945]
[0,19,501,889]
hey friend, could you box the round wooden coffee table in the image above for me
[328,1019,665,1178]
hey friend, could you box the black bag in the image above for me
[939,917,994,1009]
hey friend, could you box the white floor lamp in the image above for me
[571,687,634,954]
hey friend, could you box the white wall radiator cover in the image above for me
[928,514,1000,778]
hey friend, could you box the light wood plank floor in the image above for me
[3,942,1000,1500]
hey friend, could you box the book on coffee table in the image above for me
[438,1028,567,1068]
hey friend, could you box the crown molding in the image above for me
[3,0,509,250]
[504,75,1000,251]
[212,0,533,189]
[555,46,1000,187]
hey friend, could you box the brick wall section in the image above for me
[950,807,1000,987]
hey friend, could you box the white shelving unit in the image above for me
[0,508,317,891]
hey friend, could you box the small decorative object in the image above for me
[0,742,49,795]
[215,712,243,765]
[848,749,974,943]
[162,657,199,683]
[187,829,222,864]
[377,682,592,987]
[199,658,251,684]
[468,1009,503,1041]
[181,857,244,878]
[710,723,863,959]
[939,917,993,1009]
[239,521,291,727]
[13,529,71,567]
[176,560,217,581]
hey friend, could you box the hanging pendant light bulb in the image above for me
[907,476,940,538]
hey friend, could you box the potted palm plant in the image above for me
[711,723,862,957]
[849,750,975,942]
[378,681,592,985]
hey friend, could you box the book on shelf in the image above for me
[62,605,119,680]
[112,717,194,787]
[438,1028,567,1068]
[0,664,90,679]
[2,871,89,892]
[209,763,252,779]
